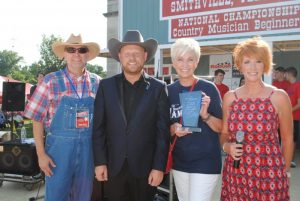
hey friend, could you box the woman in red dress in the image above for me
[220,37,293,201]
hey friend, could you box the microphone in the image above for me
[233,130,244,168]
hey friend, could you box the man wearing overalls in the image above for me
[24,34,101,201]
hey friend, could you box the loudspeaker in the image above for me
[2,82,25,111]
[0,143,40,176]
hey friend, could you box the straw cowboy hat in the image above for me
[108,30,158,62]
[52,34,100,61]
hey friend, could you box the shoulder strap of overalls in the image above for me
[54,69,67,93]
[89,73,98,94]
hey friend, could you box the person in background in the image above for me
[272,66,290,145]
[0,109,6,129]
[92,30,169,201]
[220,37,293,200]
[214,69,229,99]
[29,72,45,97]
[168,38,222,201]
[285,66,300,168]
[273,66,290,92]
[24,34,101,201]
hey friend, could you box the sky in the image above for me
[0,0,108,70]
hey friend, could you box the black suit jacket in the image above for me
[92,73,170,178]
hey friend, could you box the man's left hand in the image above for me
[148,169,164,187]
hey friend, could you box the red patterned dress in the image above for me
[221,91,290,201]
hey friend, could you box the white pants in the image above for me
[172,169,219,201]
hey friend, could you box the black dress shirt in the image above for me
[122,74,145,122]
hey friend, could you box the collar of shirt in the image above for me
[122,72,145,88]
[65,67,87,83]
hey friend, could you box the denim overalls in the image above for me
[44,71,97,201]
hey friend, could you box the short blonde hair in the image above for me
[171,38,201,62]
[233,36,273,74]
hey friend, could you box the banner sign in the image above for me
[160,0,300,41]
[171,3,300,40]
[209,54,232,79]
[160,0,292,19]
[209,54,233,89]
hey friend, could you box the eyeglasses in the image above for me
[65,47,89,54]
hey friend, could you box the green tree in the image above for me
[10,65,35,84]
[26,62,45,84]
[38,34,65,75]
[87,63,106,78]
[0,35,106,84]
[0,50,23,76]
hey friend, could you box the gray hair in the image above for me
[171,38,201,62]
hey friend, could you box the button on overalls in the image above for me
[44,72,96,201]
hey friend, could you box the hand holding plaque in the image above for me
[179,91,202,133]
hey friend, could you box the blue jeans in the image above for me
[44,96,94,201]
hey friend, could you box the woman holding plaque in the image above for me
[168,38,222,201]
[220,37,293,200]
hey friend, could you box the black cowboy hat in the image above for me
[108,30,158,62]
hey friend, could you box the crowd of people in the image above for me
[23,31,298,201]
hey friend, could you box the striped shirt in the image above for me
[24,67,100,128]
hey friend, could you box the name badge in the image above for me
[76,108,90,128]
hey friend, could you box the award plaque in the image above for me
[179,91,202,133]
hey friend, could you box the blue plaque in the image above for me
[179,91,202,133]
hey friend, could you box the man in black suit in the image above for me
[92,30,170,201]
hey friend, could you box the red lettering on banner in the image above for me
[161,0,290,18]
[209,62,232,69]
